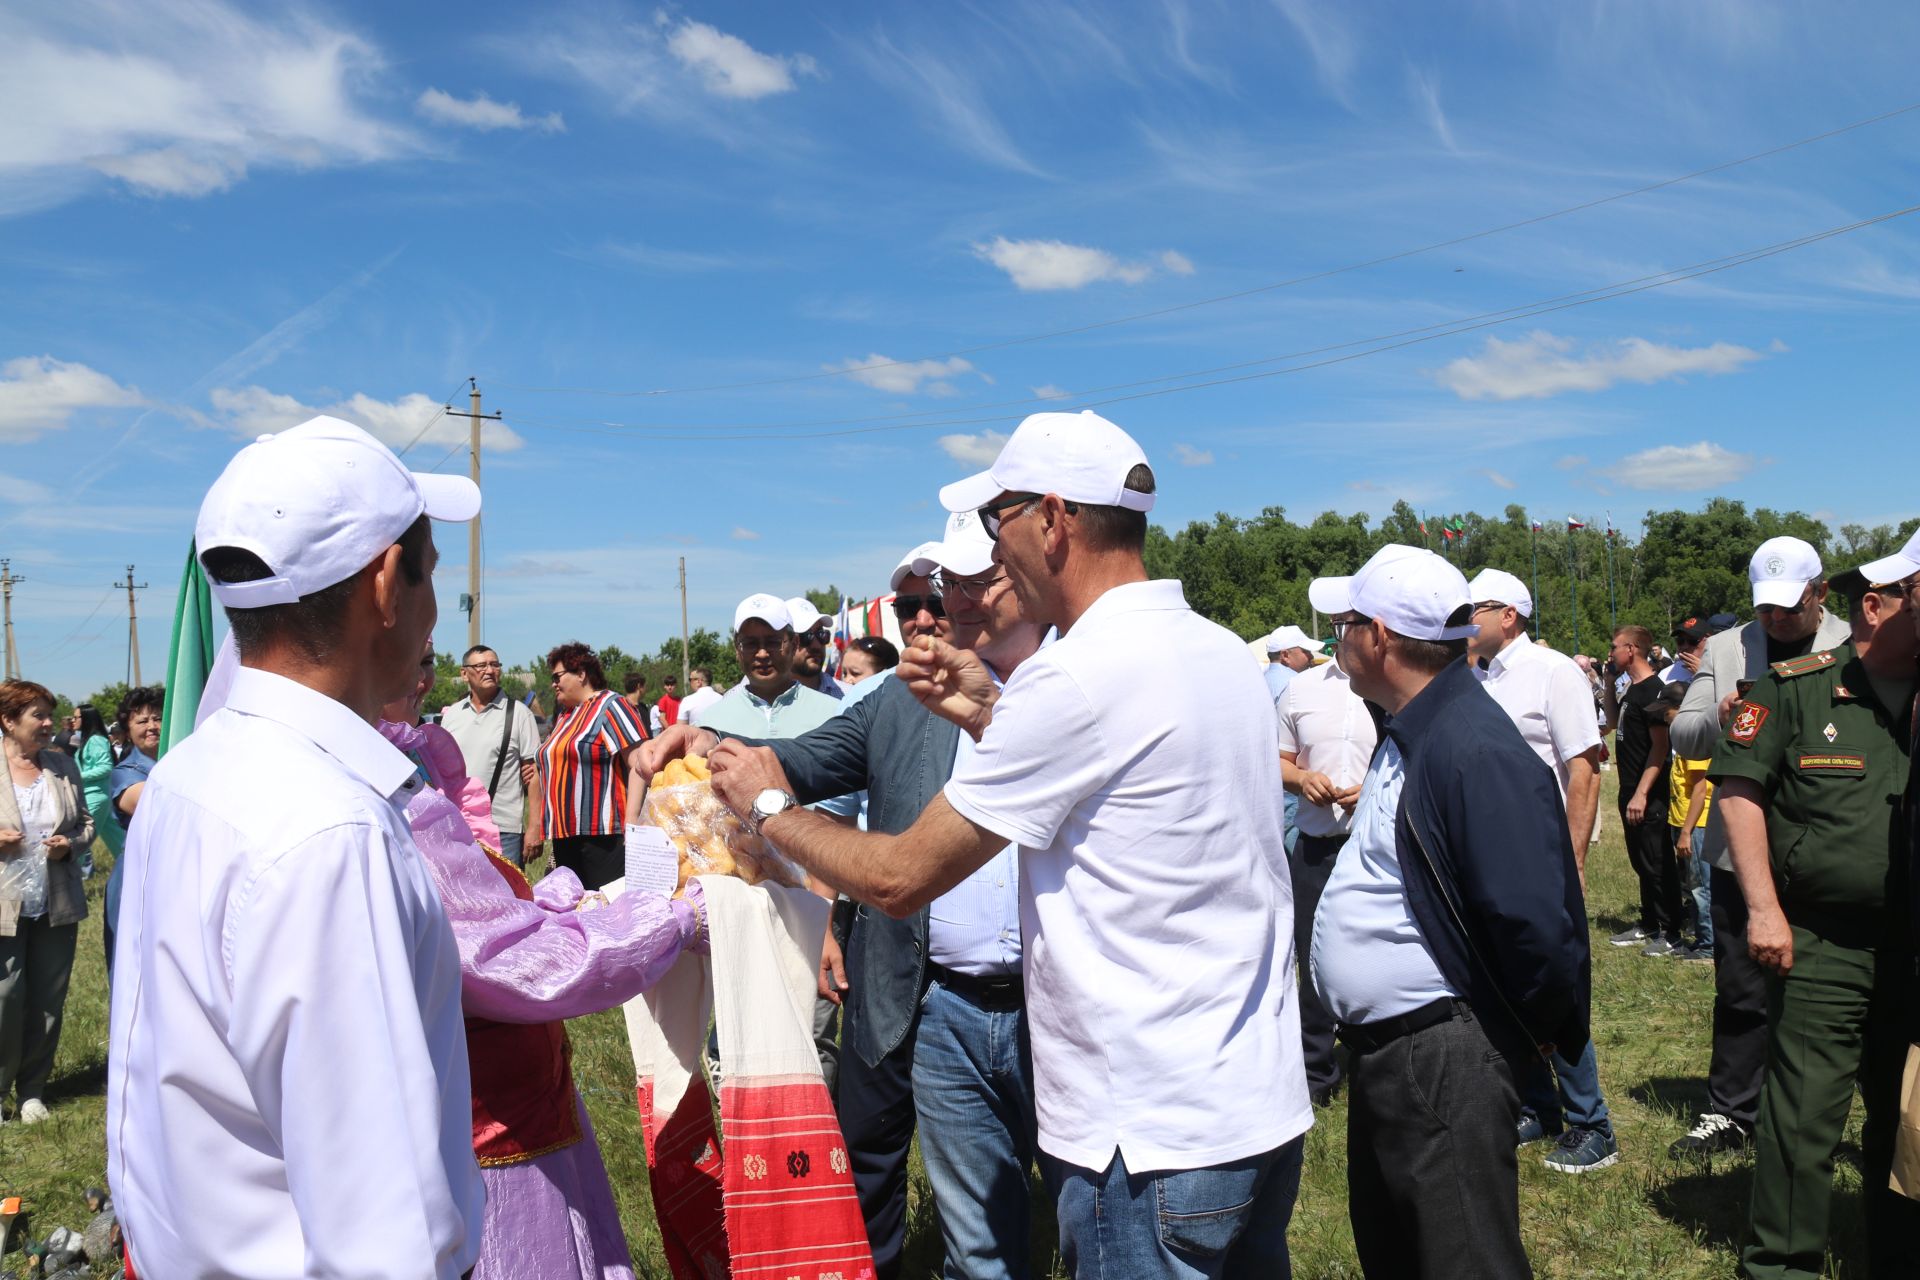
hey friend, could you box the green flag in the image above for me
[158,540,216,758]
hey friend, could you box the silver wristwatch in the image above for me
[747,787,799,834]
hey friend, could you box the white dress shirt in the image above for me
[1311,738,1458,1024]
[108,668,483,1279]
[1471,636,1602,802]
[945,580,1310,1173]
[928,664,1020,978]
[676,684,722,726]
[1273,659,1377,839]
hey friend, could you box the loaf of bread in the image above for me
[643,756,804,891]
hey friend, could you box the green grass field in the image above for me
[2,818,1874,1277]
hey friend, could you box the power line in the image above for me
[484,100,1920,400]
[394,377,474,461]
[498,202,1920,443]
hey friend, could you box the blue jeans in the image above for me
[1281,792,1299,856]
[1686,827,1713,949]
[1045,1139,1305,1280]
[496,830,524,867]
[912,979,1038,1280]
[1520,1039,1613,1137]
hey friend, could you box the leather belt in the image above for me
[1335,997,1470,1054]
[927,962,1024,1012]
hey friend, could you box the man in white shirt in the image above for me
[1275,647,1377,1107]
[107,416,485,1279]
[1466,569,1619,1174]
[693,410,1310,1279]
[440,642,541,865]
[676,666,722,726]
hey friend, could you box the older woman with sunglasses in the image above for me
[538,642,649,892]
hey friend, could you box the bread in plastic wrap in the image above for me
[643,755,805,892]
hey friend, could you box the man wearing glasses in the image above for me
[440,644,541,867]
[787,597,847,700]
[1670,537,1850,1160]
[1708,540,1920,1280]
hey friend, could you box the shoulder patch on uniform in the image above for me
[1769,650,1838,679]
[1797,752,1865,772]
[1728,702,1770,744]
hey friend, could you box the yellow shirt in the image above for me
[1669,755,1713,829]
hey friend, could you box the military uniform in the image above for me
[1709,642,1919,1280]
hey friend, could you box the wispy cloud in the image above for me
[1270,0,1358,107]
[829,354,981,396]
[1031,384,1071,400]
[417,88,564,133]
[209,385,523,454]
[731,526,761,541]
[200,247,405,391]
[852,31,1047,177]
[1434,331,1768,401]
[1612,442,1759,491]
[938,430,1008,467]
[580,241,756,273]
[1407,67,1459,153]
[666,19,817,99]
[973,237,1193,291]
[1172,443,1215,467]
[1478,468,1516,490]
[0,356,145,442]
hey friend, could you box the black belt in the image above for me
[926,962,1024,1012]
[1336,997,1471,1054]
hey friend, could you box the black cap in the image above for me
[1830,565,1870,601]
[1674,615,1715,641]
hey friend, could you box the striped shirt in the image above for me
[538,690,648,839]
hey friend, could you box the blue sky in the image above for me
[4,0,1918,697]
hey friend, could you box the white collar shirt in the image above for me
[929,663,1021,978]
[944,579,1310,1172]
[676,684,722,725]
[1273,659,1377,838]
[107,668,482,1279]
[1472,636,1603,801]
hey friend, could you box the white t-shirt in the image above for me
[1274,659,1377,839]
[1472,636,1603,801]
[944,579,1311,1173]
[676,684,722,726]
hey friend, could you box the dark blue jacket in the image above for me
[1388,659,1591,1053]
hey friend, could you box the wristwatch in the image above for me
[747,788,799,834]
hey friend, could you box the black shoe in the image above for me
[1668,1112,1750,1158]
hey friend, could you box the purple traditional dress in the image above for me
[381,720,702,1280]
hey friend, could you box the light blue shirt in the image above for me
[928,664,1022,978]
[698,681,860,817]
[1265,661,1297,704]
[1310,737,1457,1024]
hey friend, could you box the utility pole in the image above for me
[1,560,23,680]
[445,378,502,651]
[678,556,690,687]
[116,565,149,685]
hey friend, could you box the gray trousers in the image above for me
[0,915,79,1107]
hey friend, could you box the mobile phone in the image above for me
[1735,679,1755,698]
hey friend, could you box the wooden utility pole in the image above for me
[678,556,690,687]
[116,565,149,685]
[445,378,502,651]
[1,560,22,680]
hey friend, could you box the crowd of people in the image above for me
[1,405,1916,1280]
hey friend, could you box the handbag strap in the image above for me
[485,698,516,800]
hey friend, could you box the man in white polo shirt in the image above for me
[693,410,1309,1279]
[107,417,485,1278]
[1465,568,1619,1175]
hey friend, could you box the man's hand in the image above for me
[707,740,794,819]
[0,828,22,853]
[1298,771,1340,807]
[1625,792,1648,825]
[819,932,850,1005]
[639,724,721,781]
[1333,784,1363,812]
[1717,688,1745,728]
[44,834,70,861]
[897,636,999,740]
[518,760,539,789]
[1748,906,1795,975]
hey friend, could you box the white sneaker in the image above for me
[19,1098,50,1124]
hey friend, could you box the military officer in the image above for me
[1709,558,1920,1280]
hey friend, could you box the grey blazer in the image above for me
[1671,610,1851,871]
[0,749,94,933]
[724,675,960,1067]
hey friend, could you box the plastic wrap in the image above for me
[642,756,805,892]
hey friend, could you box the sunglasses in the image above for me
[1330,614,1372,640]
[1755,600,1808,616]
[979,492,1077,541]
[933,571,1008,602]
[893,594,946,619]
[806,625,834,643]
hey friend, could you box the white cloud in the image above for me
[1479,468,1516,490]
[828,353,980,397]
[1271,0,1358,107]
[1434,331,1768,401]
[416,88,563,133]
[1555,454,1589,470]
[1173,443,1214,467]
[209,385,524,453]
[0,356,146,441]
[1031,384,1071,400]
[1611,442,1758,491]
[0,1,413,202]
[731,526,760,541]
[0,472,56,505]
[851,32,1046,176]
[973,237,1193,291]
[938,430,1008,467]
[1408,67,1459,153]
[666,19,816,100]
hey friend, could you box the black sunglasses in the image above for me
[893,594,946,619]
[979,492,1077,541]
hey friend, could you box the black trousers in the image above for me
[551,833,623,893]
[1706,864,1768,1131]
[1345,1006,1532,1278]
[1621,797,1684,938]
[836,1001,918,1280]
[1290,833,1345,1095]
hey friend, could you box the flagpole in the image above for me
[1568,521,1580,655]
[1605,511,1619,633]
[1530,521,1541,640]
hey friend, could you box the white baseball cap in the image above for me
[1467,568,1533,618]
[938,410,1155,515]
[784,597,827,634]
[912,508,996,579]
[196,415,481,610]
[891,541,942,593]
[1266,624,1317,654]
[1748,536,1823,609]
[1855,527,1920,586]
[1309,545,1478,642]
[733,593,791,632]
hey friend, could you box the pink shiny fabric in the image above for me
[381,718,504,850]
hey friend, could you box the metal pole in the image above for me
[678,557,690,687]
[116,565,148,685]
[1,560,21,680]
[1530,525,1540,640]
[468,379,483,652]
[1568,528,1580,655]
[1605,512,1618,633]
